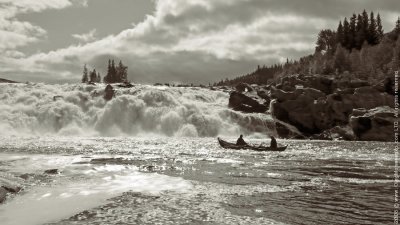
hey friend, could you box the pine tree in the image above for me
[343,18,350,49]
[395,17,400,34]
[368,11,378,45]
[362,10,369,39]
[97,73,101,83]
[111,60,116,83]
[104,59,111,83]
[116,61,128,82]
[90,69,97,83]
[82,64,88,83]
[376,13,384,41]
[349,14,357,49]
[337,21,344,46]
[355,14,365,49]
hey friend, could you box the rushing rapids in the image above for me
[0,83,275,137]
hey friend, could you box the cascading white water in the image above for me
[0,83,275,137]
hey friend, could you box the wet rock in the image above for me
[2,184,21,193]
[270,88,328,134]
[270,87,297,102]
[277,74,334,94]
[350,106,396,142]
[228,91,267,113]
[104,84,115,101]
[235,83,253,92]
[0,187,6,203]
[19,173,33,180]
[274,121,305,139]
[256,90,270,105]
[313,126,355,141]
[118,81,134,88]
[44,169,59,175]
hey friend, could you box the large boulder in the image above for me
[313,125,355,141]
[326,86,394,123]
[256,90,271,105]
[350,106,396,142]
[0,187,6,203]
[104,84,115,101]
[228,91,268,113]
[271,88,328,134]
[374,76,397,95]
[235,83,253,92]
[274,121,306,139]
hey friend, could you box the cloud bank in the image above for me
[1,0,399,83]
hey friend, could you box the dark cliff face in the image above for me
[227,74,396,142]
[0,78,18,83]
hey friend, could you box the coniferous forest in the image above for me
[81,59,128,84]
[218,11,400,86]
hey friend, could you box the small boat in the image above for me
[217,137,287,152]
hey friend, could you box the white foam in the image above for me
[0,157,192,225]
[0,83,275,137]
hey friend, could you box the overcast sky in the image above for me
[0,0,399,84]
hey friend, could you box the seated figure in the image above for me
[236,134,247,145]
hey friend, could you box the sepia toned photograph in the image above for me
[0,0,399,224]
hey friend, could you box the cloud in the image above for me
[72,29,97,43]
[0,0,88,51]
[1,0,400,83]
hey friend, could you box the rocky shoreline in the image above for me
[226,74,397,142]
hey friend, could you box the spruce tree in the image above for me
[116,61,128,82]
[355,14,365,49]
[104,59,111,83]
[343,18,350,49]
[97,73,101,83]
[90,69,97,83]
[362,10,369,37]
[396,17,400,34]
[82,64,88,83]
[349,14,357,49]
[111,60,116,83]
[368,11,378,45]
[337,21,344,46]
[376,13,384,40]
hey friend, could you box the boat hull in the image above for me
[217,138,287,152]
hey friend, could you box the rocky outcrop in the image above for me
[44,169,59,175]
[0,78,18,83]
[313,125,355,141]
[228,91,268,113]
[274,120,305,139]
[270,87,328,134]
[235,83,253,92]
[0,178,22,204]
[227,73,396,141]
[350,106,396,142]
[0,187,6,203]
[104,84,115,101]
[276,74,335,94]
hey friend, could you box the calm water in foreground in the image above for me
[0,137,394,225]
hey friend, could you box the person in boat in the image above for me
[270,136,277,148]
[236,134,247,146]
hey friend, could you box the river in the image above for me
[0,137,393,225]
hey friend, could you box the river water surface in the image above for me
[0,137,393,225]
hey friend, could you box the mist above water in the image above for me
[0,83,274,137]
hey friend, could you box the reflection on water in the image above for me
[0,137,394,225]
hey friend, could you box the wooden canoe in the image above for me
[217,137,287,152]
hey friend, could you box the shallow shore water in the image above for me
[0,136,394,225]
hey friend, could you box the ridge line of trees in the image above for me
[81,59,129,84]
[217,11,400,86]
